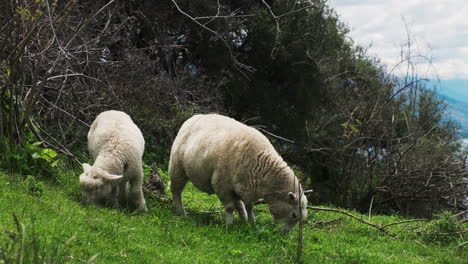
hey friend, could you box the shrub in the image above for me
[0,131,60,180]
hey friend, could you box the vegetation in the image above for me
[1,0,465,217]
[0,0,467,262]
[0,170,466,263]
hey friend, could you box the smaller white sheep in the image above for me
[79,110,147,212]
[169,114,307,233]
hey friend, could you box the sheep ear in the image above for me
[103,172,123,182]
[82,163,92,173]
[288,192,297,200]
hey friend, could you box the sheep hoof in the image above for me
[175,209,186,216]
[136,205,148,213]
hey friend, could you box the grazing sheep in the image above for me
[169,114,307,233]
[79,110,147,212]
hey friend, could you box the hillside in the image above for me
[0,170,466,264]
[442,95,468,138]
[436,79,468,138]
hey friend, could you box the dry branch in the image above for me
[170,0,255,77]
[380,219,429,229]
[308,206,397,237]
[260,0,280,58]
[424,230,468,236]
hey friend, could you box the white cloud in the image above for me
[328,0,468,80]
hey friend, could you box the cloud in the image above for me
[328,0,468,80]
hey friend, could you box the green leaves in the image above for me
[29,142,60,167]
[341,120,362,138]
[0,138,61,179]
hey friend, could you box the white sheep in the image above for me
[79,110,147,212]
[169,114,307,233]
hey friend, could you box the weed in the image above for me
[0,131,60,180]
[0,214,86,264]
[420,211,466,244]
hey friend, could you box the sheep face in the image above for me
[79,163,122,204]
[269,192,308,233]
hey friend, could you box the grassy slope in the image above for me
[0,170,466,264]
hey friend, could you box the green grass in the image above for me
[0,170,466,264]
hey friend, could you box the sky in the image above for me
[327,0,468,139]
[327,0,468,80]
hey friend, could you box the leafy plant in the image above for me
[28,142,60,168]
[0,131,61,179]
[420,212,466,244]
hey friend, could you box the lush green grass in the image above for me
[0,170,466,263]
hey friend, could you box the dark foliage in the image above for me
[0,0,465,216]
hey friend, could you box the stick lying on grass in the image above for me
[308,206,467,238]
[160,196,467,238]
[308,206,399,237]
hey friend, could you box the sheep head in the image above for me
[79,163,123,204]
[269,191,308,234]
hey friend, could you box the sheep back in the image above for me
[170,114,301,204]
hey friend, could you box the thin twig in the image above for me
[308,206,397,237]
[453,210,468,218]
[297,179,303,262]
[195,14,255,20]
[276,4,316,19]
[260,0,280,58]
[40,95,90,128]
[203,0,221,26]
[256,127,295,143]
[426,230,468,236]
[455,241,467,248]
[368,195,374,223]
[312,218,343,227]
[381,219,429,229]
[29,119,81,165]
[170,0,255,78]
[65,0,116,48]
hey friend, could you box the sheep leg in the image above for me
[235,200,248,222]
[222,201,235,225]
[245,203,255,224]
[129,167,148,213]
[108,186,119,209]
[118,181,128,208]
[218,194,237,225]
[169,160,188,216]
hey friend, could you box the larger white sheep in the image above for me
[79,110,147,212]
[169,114,307,233]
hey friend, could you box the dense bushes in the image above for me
[0,0,465,216]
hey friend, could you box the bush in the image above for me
[0,131,60,180]
[420,212,467,244]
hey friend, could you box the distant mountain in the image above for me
[437,79,468,99]
[441,95,468,137]
[435,79,468,138]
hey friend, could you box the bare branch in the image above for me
[380,219,429,229]
[256,127,295,143]
[40,95,90,128]
[260,0,280,58]
[170,0,255,78]
[276,4,316,19]
[65,0,117,49]
[308,206,397,237]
